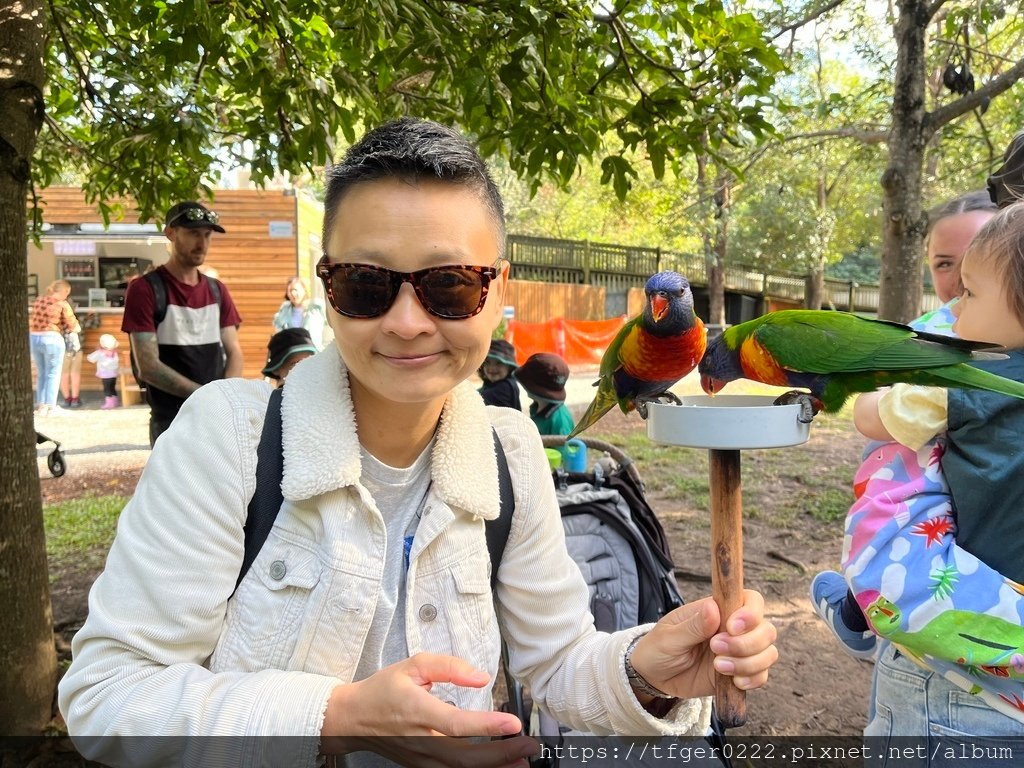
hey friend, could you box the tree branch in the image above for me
[785,127,889,144]
[601,14,652,109]
[925,0,953,20]
[587,52,621,96]
[770,0,849,40]
[46,0,101,105]
[927,56,1024,134]
[594,11,719,83]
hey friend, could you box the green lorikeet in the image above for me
[569,271,706,438]
[698,309,1024,418]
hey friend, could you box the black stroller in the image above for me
[36,431,66,477]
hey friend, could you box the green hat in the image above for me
[486,339,518,367]
[262,328,317,378]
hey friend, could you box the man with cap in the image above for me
[515,351,575,439]
[262,327,318,386]
[122,201,243,446]
[478,337,521,410]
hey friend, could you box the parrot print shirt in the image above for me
[842,302,1024,722]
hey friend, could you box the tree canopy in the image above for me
[35,0,785,224]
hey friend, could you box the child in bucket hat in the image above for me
[515,352,574,440]
[262,327,318,385]
[478,338,521,410]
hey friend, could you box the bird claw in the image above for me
[634,392,682,420]
[773,391,822,424]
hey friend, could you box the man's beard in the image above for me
[176,247,206,265]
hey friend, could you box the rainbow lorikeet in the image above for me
[569,271,706,438]
[698,309,1024,421]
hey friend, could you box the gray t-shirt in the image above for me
[352,439,433,683]
[343,440,434,768]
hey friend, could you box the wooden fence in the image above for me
[507,233,941,315]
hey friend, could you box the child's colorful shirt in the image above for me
[843,302,1024,722]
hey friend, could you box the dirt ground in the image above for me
[41,395,874,741]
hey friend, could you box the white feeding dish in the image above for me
[647,395,810,450]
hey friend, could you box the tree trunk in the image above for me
[879,0,932,323]
[804,267,826,310]
[696,151,726,326]
[711,172,731,325]
[805,173,830,310]
[0,0,56,734]
[696,148,729,326]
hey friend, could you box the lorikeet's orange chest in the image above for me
[621,320,707,381]
[739,337,790,387]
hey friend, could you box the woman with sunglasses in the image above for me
[60,118,777,765]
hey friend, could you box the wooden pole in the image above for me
[709,448,746,727]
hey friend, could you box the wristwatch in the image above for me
[624,635,675,699]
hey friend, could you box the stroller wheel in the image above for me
[48,449,66,478]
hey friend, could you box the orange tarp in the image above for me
[506,317,626,366]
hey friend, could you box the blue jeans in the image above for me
[866,642,1024,766]
[30,332,66,407]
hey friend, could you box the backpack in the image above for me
[554,466,683,633]
[129,270,223,390]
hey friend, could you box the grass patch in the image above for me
[804,487,855,523]
[44,494,127,575]
[664,475,710,508]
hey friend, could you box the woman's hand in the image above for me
[320,652,538,768]
[628,589,778,701]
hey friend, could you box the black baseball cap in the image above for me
[165,201,226,233]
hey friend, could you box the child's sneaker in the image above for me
[810,571,877,661]
[102,396,119,410]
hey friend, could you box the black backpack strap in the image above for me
[486,427,515,589]
[235,414,510,595]
[488,428,527,735]
[234,387,285,593]
[206,275,223,321]
[144,270,168,326]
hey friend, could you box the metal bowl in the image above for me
[646,395,810,450]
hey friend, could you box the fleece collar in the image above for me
[280,347,500,521]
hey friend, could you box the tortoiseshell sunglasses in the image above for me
[316,256,503,319]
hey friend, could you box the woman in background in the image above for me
[272,276,328,350]
[30,280,81,416]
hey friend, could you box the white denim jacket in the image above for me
[59,348,710,764]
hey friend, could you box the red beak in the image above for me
[700,374,722,396]
[651,294,668,322]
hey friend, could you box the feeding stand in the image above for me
[647,396,810,727]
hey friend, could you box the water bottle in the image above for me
[564,438,588,473]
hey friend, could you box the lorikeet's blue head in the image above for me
[642,271,696,337]
[698,335,743,395]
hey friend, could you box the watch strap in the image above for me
[624,634,675,699]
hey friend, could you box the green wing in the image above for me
[600,313,642,378]
[751,310,994,374]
